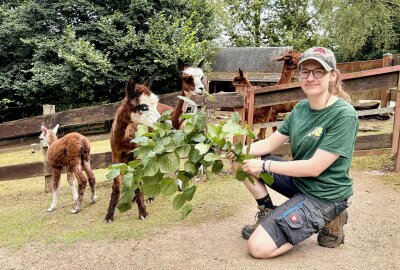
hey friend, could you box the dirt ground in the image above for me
[1,170,399,270]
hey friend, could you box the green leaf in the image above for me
[106,168,120,180]
[234,142,243,155]
[108,163,129,171]
[117,202,132,213]
[194,143,210,155]
[119,189,135,204]
[184,161,196,174]
[191,133,206,142]
[180,113,195,119]
[184,123,195,134]
[158,152,180,173]
[180,204,193,219]
[182,185,196,201]
[172,194,186,210]
[204,152,219,162]
[246,174,255,184]
[177,171,191,182]
[260,173,275,186]
[172,130,186,145]
[212,160,224,174]
[176,145,191,158]
[160,177,178,196]
[131,136,149,146]
[122,172,134,189]
[153,144,166,154]
[143,171,163,185]
[128,160,141,168]
[231,112,241,123]
[143,158,160,177]
[235,168,246,181]
[142,184,161,197]
[136,125,149,137]
[246,126,256,140]
[188,147,201,163]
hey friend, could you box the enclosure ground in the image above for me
[1,170,399,270]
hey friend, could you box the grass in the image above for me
[357,118,394,136]
[0,167,253,250]
[351,154,395,171]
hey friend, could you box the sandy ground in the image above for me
[1,170,399,270]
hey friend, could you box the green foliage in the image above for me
[0,0,220,122]
[107,110,256,217]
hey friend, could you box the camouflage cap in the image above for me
[298,47,336,71]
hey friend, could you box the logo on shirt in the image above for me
[309,127,323,139]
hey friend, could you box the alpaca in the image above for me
[232,50,301,139]
[170,58,206,129]
[105,61,205,222]
[40,124,96,213]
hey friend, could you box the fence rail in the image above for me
[1,54,400,183]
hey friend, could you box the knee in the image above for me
[247,238,274,259]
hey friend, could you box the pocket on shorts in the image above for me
[275,199,325,245]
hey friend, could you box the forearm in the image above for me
[268,159,320,177]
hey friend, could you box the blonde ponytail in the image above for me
[329,70,352,103]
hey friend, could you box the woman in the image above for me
[235,47,358,258]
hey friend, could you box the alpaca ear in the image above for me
[197,58,205,69]
[41,126,48,134]
[52,124,59,135]
[126,79,137,100]
[177,58,187,72]
[238,68,244,77]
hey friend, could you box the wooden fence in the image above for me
[1,54,400,185]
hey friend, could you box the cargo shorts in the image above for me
[259,154,349,248]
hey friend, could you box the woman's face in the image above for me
[299,60,336,97]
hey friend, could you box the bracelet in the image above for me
[261,160,267,173]
[268,160,273,176]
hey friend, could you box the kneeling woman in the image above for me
[236,47,358,258]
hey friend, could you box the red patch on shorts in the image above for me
[290,214,298,222]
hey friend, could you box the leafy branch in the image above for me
[106,108,272,218]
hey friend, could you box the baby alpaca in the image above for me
[40,125,96,213]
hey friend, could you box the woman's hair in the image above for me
[329,70,352,103]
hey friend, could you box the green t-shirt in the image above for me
[277,98,359,202]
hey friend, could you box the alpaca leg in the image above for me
[82,160,96,203]
[48,169,61,212]
[105,175,121,222]
[67,171,78,201]
[135,188,148,220]
[71,168,87,214]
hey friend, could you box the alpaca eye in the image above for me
[137,104,149,111]
[185,77,194,83]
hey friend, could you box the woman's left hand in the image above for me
[242,159,263,175]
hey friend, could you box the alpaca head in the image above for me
[39,124,59,147]
[273,50,302,70]
[178,59,206,97]
[232,68,251,87]
[125,79,161,127]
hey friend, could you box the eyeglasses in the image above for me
[299,69,328,79]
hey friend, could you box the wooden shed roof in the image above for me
[209,47,293,82]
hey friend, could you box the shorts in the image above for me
[259,154,349,248]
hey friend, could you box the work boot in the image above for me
[242,205,274,240]
[318,209,348,248]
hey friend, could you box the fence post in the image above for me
[381,53,394,108]
[246,87,255,144]
[392,73,400,172]
[42,104,55,193]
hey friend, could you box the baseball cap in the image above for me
[298,47,336,71]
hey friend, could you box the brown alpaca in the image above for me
[105,64,205,222]
[40,125,96,213]
[170,58,205,129]
[232,50,301,139]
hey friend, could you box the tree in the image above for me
[314,0,400,61]
[0,0,221,122]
